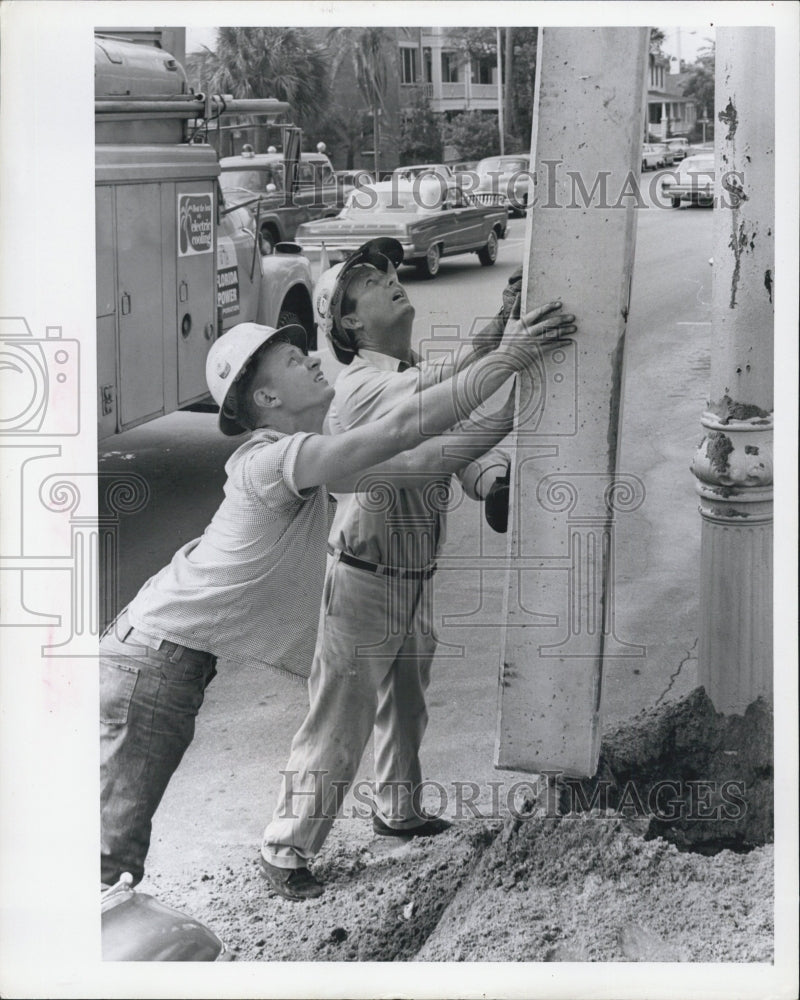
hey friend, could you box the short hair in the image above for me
[223,340,278,432]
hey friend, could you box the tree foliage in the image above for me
[507,27,538,147]
[185,27,328,123]
[442,27,538,150]
[649,28,667,54]
[399,92,443,163]
[442,111,504,161]
[680,42,715,121]
[326,27,392,112]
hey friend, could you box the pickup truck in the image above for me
[219,150,342,253]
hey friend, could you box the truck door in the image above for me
[175,183,217,405]
[116,184,165,427]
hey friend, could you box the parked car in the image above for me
[641,143,673,169]
[219,149,341,253]
[660,154,715,207]
[666,137,690,161]
[294,178,508,278]
[391,163,455,183]
[449,160,479,175]
[335,168,375,188]
[334,169,376,207]
[473,154,533,216]
[653,142,675,166]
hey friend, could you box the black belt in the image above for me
[328,545,437,580]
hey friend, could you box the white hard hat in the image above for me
[313,237,405,364]
[205,322,307,436]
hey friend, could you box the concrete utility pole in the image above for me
[496,27,649,778]
[691,28,774,715]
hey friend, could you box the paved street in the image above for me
[99,193,714,886]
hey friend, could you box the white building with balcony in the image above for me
[397,28,501,115]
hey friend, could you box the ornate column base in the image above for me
[692,412,773,714]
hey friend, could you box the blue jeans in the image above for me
[99,612,217,886]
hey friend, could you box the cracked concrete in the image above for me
[656,637,699,706]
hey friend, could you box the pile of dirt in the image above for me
[148,687,773,962]
[559,687,773,853]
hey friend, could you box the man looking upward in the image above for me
[100,310,564,891]
[262,239,576,899]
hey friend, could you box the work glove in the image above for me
[484,465,511,534]
[471,266,523,356]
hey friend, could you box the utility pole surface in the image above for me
[496,27,649,778]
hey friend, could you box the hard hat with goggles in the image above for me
[313,238,405,364]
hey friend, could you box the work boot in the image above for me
[258,855,324,901]
[372,813,452,838]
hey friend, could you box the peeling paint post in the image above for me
[691,28,774,714]
[496,28,649,778]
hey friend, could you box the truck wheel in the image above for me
[670,197,681,208]
[259,227,277,255]
[478,230,499,266]
[416,243,441,278]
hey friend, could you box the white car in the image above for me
[391,163,455,183]
[666,137,690,161]
[641,143,672,170]
[473,154,533,217]
[660,154,715,208]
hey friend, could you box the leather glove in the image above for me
[471,266,523,355]
[484,465,511,534]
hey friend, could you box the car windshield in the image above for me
[341,188,428,214]
[681,157,714,172]
[478,157,528,173]
[394,163,452,178]
[220,168,284,193]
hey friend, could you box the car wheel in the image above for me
[478,230,499,266]
[276,306,313,347]
[259,227,277,255]
[416,243,441,279]
[670,197,681,209]
[698,196,714,208]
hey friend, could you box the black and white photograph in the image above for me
[0,3,797,998]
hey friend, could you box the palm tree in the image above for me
[327,27,393,176]
[187,27,328,123]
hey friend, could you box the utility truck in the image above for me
[95,34,316,439]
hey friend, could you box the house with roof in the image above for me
[646,52,697,139]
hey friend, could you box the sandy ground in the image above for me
[144,688,773,963]
[148,813,773,963]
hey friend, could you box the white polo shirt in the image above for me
[126,429,330,678]
[326,350,454,570]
